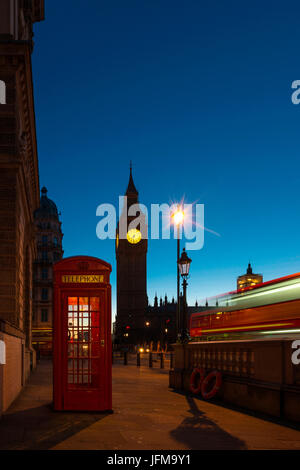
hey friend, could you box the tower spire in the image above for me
[126,162,138,196]
[41,186,48,196]
[247,262,253,275]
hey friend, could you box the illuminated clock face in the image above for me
[127,228,142,244]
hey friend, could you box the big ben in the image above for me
[115,166,148,345]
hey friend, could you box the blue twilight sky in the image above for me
[32,0,300,319]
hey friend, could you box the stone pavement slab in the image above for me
[1,359,300,450]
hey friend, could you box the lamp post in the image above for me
[178,248,192,343]
[172,206,184,340]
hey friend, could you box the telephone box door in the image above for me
[63,292,105,410]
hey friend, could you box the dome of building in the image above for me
[34,187,59,219]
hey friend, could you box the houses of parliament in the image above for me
[114,168,263,348]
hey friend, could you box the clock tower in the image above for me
[115,166,148,345]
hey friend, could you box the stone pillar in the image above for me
[169,343,186,389]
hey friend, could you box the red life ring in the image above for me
[190,368,205,394]
[201,370,222,399]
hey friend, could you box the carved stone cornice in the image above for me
[0,1,45,49]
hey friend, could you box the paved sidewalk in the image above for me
[1,359,300,450]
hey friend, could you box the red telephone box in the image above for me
[53,256,112,411]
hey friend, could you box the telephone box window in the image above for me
[67,296,101,387]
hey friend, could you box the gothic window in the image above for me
[53,237,58,247]
[42,251,48,261]
[53,252,60,261]
[42,235,48,245]
[0,80,6,105]
[41,309,48,322]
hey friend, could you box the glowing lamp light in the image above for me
[145,321,150,327]
[139,348,144,353]
[173,208,184,226]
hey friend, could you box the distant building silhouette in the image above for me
[237,262,263,290]
[146,294,210,348]
[33,187,63,356]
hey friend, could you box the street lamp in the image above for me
[172,205,184,340]
[173,209,184,226]
[178,248,192,343]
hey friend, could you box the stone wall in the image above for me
[2,332,23,411]
[0,320,36,415]
[169,339,300,422]
[0,323,23,413]
[0,2,44,414]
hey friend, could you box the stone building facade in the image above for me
[0,0,44,414]
[237,263,263,290]
[32,187,63,356]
